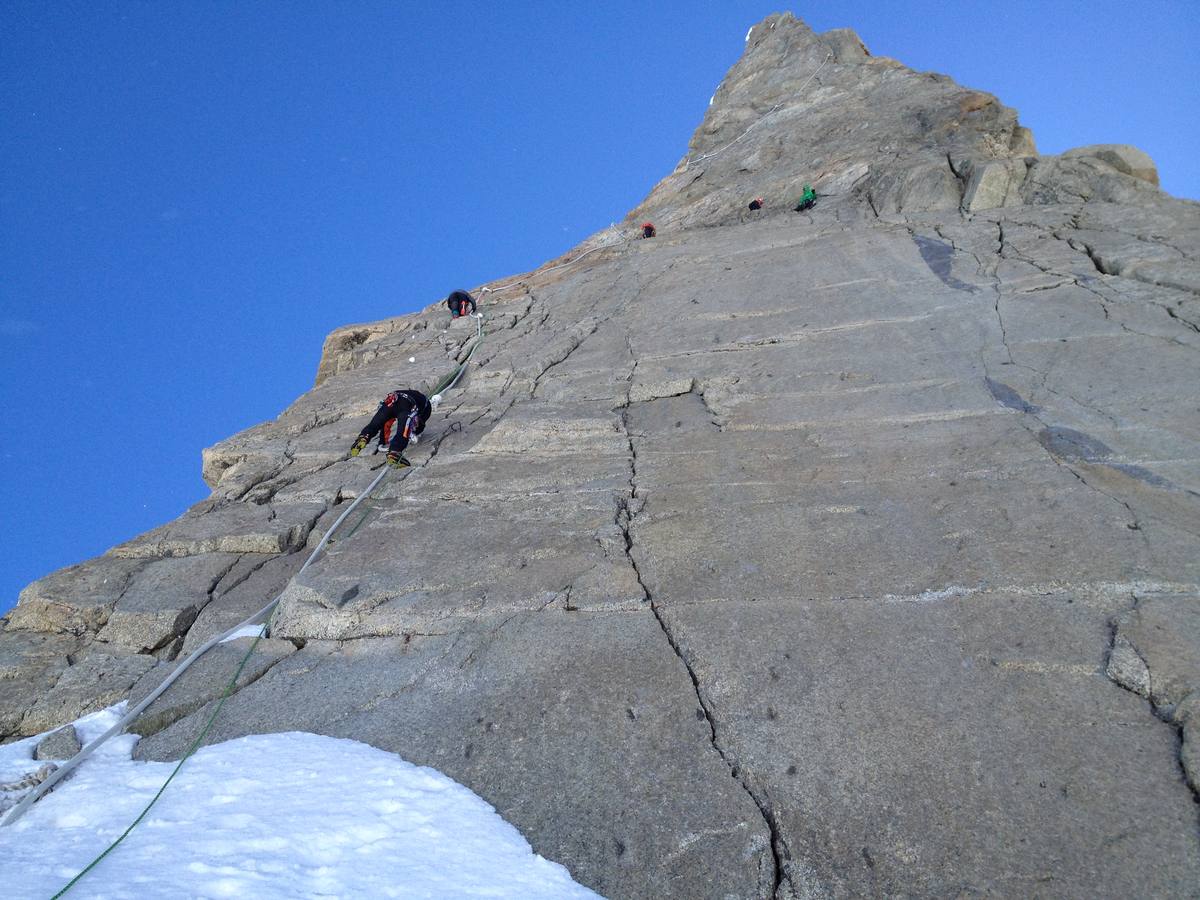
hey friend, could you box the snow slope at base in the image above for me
[0,706,601,899]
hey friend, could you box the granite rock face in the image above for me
[5,12,1200,899]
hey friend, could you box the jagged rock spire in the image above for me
[4,11,1199,899]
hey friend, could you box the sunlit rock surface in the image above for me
[5,12,1199,899]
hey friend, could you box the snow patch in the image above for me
[0,710,601,899]
[220,624,266,643]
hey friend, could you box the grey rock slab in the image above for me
[660,594,1200,897]
[20,651,156,736]
[6,554,147,635]
[136,613,775,899]
[94,552,241,653]
[627,400,1162,605]
[110,500,326,559]
[1107,592,1200,792]
[128,636,296,738]
[34,725,81,760]
[1063,143,1160,186]
[408,449,631,505]
[0,630,82,738]
[182,552,307,653]
[273,479,642,640]
[463,400,628,460]
[961,158,1029,211]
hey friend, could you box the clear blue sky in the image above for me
[2,2,1197,613]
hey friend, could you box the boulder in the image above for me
[1065,143,1160,186]
[34,725,82,760]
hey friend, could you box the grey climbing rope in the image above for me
[14,465,394,898]
[1,463,392,832]
[5,309,492,844]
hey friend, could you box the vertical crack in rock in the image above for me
[617,346,784,897]
[965,222,1165,538]
[1104,593,1200,805]
[528,317,600,397]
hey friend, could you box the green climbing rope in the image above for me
[43,316,489,897]
[51,626,269,899]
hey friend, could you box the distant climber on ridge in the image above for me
[446,290,478,319]
[794,184,817,212]
[349,388,433,468]
[748,197,764,210]
[641,222,656,239]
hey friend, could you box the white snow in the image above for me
[745,26,752,42]
[219,623,266,643]
[0,706,601,899]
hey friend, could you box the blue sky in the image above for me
[2,2,1197,613]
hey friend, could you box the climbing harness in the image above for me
[339,313,486,544]
[681,52,831,171]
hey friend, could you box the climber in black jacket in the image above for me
[349,389,433,468]
[446,290,477,319]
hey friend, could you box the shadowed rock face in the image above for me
[5,12,1200,899]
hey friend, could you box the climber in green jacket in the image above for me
[794,184,817,212]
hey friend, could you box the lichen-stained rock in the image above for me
[19,651,156,736]
[635,12,1035,227]
[1064,143,1160,186]
[8,11,1200,898]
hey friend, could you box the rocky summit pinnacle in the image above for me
[4,12,1199,898]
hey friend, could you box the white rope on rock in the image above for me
[682,51,832,171]
[1,463,392,827]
